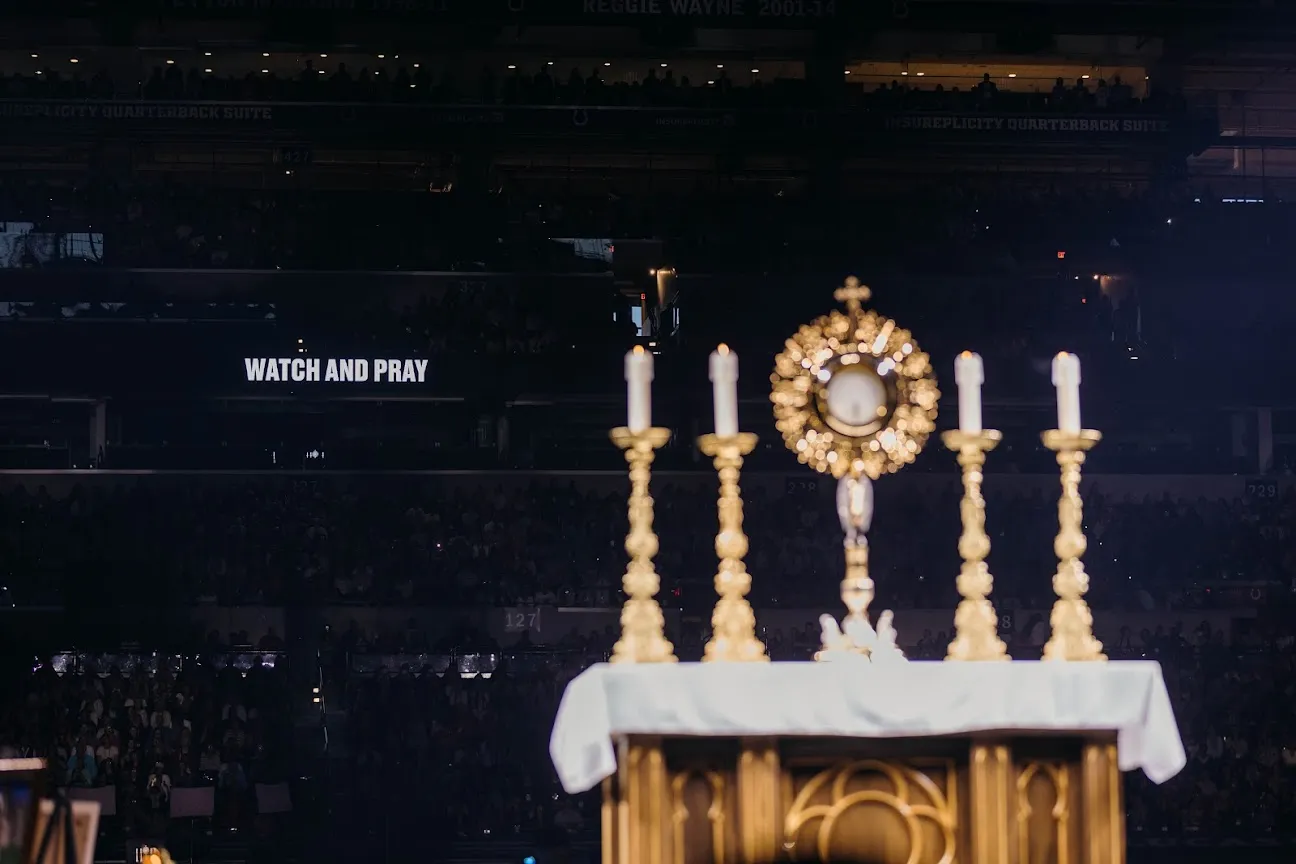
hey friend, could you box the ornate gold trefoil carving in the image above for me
[784,760,957,864]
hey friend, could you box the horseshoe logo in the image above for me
[572,109,589,127]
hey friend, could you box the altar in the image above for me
[551,661,1183,864]
[552,281,1188,864]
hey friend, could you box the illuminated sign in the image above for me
[243,357,429,383]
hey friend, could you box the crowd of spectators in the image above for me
[340,649,590,857]
[0,655,292,838]
[321,617,1296,854]
[3,177,1274,275]
[1,613,1291,858]
[0,62,1179,115]
[0,475,1290,610]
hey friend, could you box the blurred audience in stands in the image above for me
[0,477,1290,610]
[0,63,1179,115]
[0,655,290,836]
[1,178,1277,275]
[323,617,1296,850]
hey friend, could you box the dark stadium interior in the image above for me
[0,0,1295,863]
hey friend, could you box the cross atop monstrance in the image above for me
[832,275,872,313]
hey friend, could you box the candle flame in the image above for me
[633,345,645,355]
[717,343,730,354]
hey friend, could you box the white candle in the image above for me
[624,346,654,432]
[1051,352,1082,434]
[953,351,984,434]
[708,344,739,436]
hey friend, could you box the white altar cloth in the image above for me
[550,660,1185,794]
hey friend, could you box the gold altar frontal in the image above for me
[601,732,1123,864]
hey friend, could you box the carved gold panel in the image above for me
[600,735,1125,864]
[1016,762,1072,864]
[783,760,958,864]
[670,770,728,864]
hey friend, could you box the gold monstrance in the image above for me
[770,278,940,659]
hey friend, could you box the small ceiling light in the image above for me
[546,61,554,66]
[1082,74,1090,79]
[410,83,416,88]
[707,79,715,85]
[1008,73,1017,78]
[261,69,269,73]
[204,68,213,73]
[507,64,516,69]
[30,53,38,59]
[901,71,908,75]
[603,62,610,66]
[660,63,667,67]
[166,59,175,65]
[319,53,327,58]
[413,63,420,68]
[378,54,385,59]
[204,51,211,56]
[69,58,79,64]
[716,64,724,69]
[262,52,270,57]
[317,70,325,75]
[915,71,924,76]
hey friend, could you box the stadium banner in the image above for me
[242,357,430,384]
[0,100,1183,144]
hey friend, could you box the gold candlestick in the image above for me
[941,429,1010,662]
[609,426,677,664]
[1041,429,1106,662]
[698,432,768,663]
